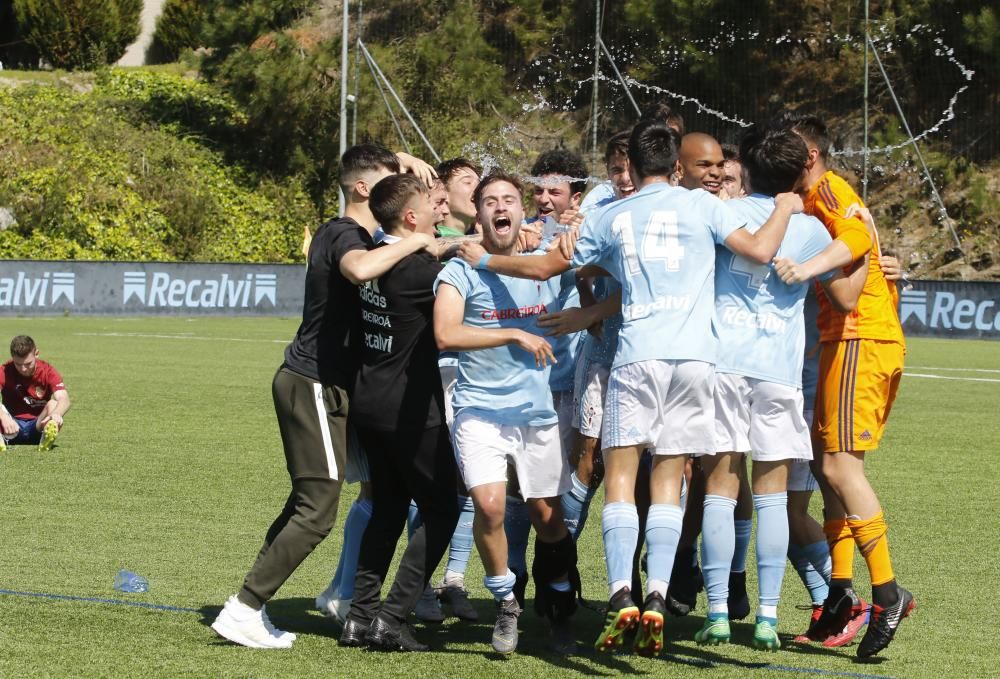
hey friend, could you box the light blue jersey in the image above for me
[548,273,583,392]
[434,258,574,426]
[582,276,623,367]
[714,194,833,388]
[581,181,615,213]
[572,182,745,368]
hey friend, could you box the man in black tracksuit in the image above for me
[211,146,438,650]
[343,174,460,651]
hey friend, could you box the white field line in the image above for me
[906,365,1000,374]
[905,373,1000,384]
[73,332,286,344]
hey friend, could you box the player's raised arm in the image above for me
[339,233,435,284]
[457,236,572,281]
[722,191,802,264]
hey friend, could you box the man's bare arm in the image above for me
[723,192,803,264]
[456,240,571,281]
[339,233,434,285]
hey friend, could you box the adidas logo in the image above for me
[858,430,872,442]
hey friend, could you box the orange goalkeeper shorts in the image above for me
[814,338,904,453]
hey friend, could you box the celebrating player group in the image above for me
[211,107,913,662]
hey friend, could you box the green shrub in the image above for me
[12,0,142,70]
[0,76,314,263]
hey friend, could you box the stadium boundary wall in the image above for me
[0,261,304,316]
[1,262,998,339]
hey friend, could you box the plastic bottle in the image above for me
[114,569,150,593]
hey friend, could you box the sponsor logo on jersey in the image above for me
[364,331,393,353]
[481,304,548,321]
[359,280,387,308]
[719,306,789,334]
[0,272,75,307]
[123,272,276,308]
[362,309,392,328]
[859,430,872,442]
[621,294,691,321]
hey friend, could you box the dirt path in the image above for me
[117,0,166,67]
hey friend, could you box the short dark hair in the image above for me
[628,119,679,180]
[531,149,588,195]
[437,158,482,188]
[640,102,685,135]
[604,130,631,165]
[769,112,831,159]
[338,144,400,194]
[10,335,35,357]
[473,170,523,208]
[739,126,808,197]
[369,174,428,231]
[721,143,740,162]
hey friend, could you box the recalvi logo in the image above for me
[123,272,277,308]
[0,272,75,307]
[901,290,1000,331]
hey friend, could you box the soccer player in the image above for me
[434,171,580,655]
[0,335,70,452]
[695,127,856,650]
[438,158,482,236]
[212,145,438,650]
[340,174,461,652]
[459,120,803,656]
[562,132,633,543]
[772,114,913,658]
[676,132,727,196]
[720,143,747,200]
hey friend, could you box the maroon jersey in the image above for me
[0,359,65,419]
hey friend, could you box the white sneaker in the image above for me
[315,587,351,626]
[211,596,293,649]
[261,605,296,642]
[414,584,445,623]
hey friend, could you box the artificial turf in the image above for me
[1,316,997,677]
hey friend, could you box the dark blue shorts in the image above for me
[3,418,41,445]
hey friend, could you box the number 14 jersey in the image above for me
[572,182,744,369]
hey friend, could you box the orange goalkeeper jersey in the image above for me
[805,171,904,344]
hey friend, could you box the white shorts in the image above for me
[344,422,370,484]
[712,373,812,462]
[451,410,570,499]
[788,408,819,491]
[602,359,716,456]
[572,360,609,439]
[440,364,458,428]
[553,389,575,460]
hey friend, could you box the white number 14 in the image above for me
[613,210,685,274]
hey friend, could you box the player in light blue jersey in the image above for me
[457,120,803,656]
[696,127,859,650]
[434,171,580,655]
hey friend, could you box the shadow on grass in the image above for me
[197,599,889,676]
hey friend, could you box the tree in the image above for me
[13,0,142,69]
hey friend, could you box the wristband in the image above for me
[476,253,493,270]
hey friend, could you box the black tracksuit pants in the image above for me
[349,424,460,625]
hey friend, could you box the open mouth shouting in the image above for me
[493,214,513,236]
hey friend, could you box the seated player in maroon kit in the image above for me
[0,335,71,452]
